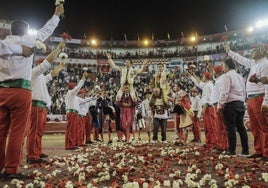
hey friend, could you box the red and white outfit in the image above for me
[27,60,52,160]
[78,96,95,146]
[191,77,218,148]
[211,74,228,151]
[190,94,202,141]
[0,15,60,174]
[65,80,85,149]
[228,50,268,158]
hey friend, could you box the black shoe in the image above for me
[247,153,263,158]
[238,152,249,157]
[86,141,94,144]
[1,172,30,180]
[108,140,112,144]
[27,158,49,164]
[39,153,48,158]
[222,151,236,156]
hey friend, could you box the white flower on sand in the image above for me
[55,0,64,6]
[65,180,74,188]
[59,52,68,59]
[163,180,171,187]
[35,40,47,53]
[122,182,139,188]
[262,172,268,182]
[11,179,24,187]
[25,183,34,188]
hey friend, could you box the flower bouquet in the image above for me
[248,73,259,84]
[60,32,72,41]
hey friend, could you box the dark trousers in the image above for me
[153,118,167,141]
[223,101,249,154]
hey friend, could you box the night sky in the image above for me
[0,0,268,40]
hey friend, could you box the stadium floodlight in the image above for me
[190,36,196,42]
[143,39,149,46]
[255,19,268,28]
[247,26,254,33]
[90,39,98,46]
[28,29,37,35]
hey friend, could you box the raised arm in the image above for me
[225,44,254,68]
[135,59,148,74]
[107,53,121,71]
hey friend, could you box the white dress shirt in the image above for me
[0,15,60,82]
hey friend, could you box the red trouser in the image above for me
[0,88,31,174]
[203,106,218,148]
[84,113,93,142]
[215,110,228,150]
[77,116,85,146]
[192,111,201,140]
[65,112,79,149]
[120,107,134,142]
[26,106,47,160]
[247,95,268,157]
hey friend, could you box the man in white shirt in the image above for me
[0,5,64,179]
[226,43,268,161]
[0,40,32,57]
[189,72,218,149]
[26,41,65,164]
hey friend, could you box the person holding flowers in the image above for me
[26,41,66,164]
[0,5,64,179]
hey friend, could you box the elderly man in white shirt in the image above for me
[0,5,64,179]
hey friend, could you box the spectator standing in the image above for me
[149,87,169,143]
[217,58,249,156]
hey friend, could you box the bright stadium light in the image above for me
[90,39,98,46]
[247,26,254,33]
[190,36,196,42]
[28,29,37,35]
[256,19,268,28]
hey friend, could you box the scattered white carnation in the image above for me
[262,172,268,182]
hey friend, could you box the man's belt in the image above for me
[66,109,78,113]
[32,100,47,108]
[0,79,31,90]
[248,93,264,99]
